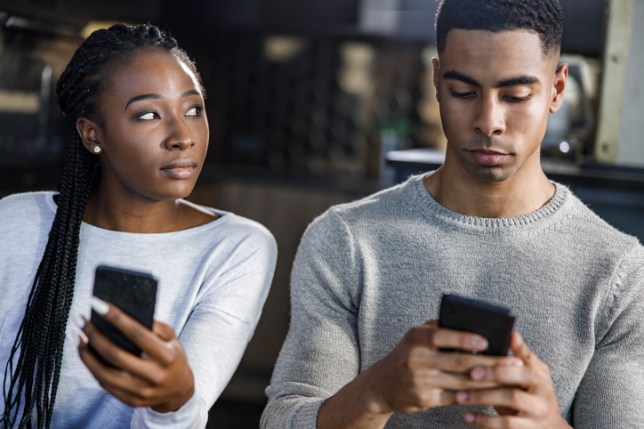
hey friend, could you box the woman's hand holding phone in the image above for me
[78,300,195,413]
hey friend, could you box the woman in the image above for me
[0,23,277,428]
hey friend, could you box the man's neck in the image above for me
[423,164,555,218]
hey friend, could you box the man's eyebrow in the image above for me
[497,75,541,87]
[124,90,201,111]
[443,70,541,88]
[443,70,480,87]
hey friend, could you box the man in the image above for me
[261,0,644,427]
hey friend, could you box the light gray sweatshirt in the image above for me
[262,174,644,428]
[0,192,277,428]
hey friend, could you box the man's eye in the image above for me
[450,90,476,99]
[502,95,531,103]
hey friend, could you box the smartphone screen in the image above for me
[438,293,515,356]
[91,265,158,358]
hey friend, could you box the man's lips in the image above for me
[160,159,198,179]
[467,149,510,167]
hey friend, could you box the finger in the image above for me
[456,387,537,415]
[430,352,518,375]
[82,320,147,369]
[78,337,143,391]
[426,324,489,353]
[92,299,166,356]
[405,335,520,374]
[96,382,162,408]
[78,334,103,370]
[79,337,161,399]
[510,333,534,364]
[152,321,177,342]
[398,386,458,410]
[84,319,185,392]
[468,362,535,390]
[417,370,500,391]
[464,413,530,429]
[508,333,551,384]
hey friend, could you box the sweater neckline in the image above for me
[408,174,569,232]
[45,192,230,238]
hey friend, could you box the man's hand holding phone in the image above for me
[318,294,569,429]
[318,317,523,428]
[77,266,194,413]
[436,294,571,429]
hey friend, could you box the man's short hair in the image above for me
[435,0,563,55]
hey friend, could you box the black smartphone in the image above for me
[437,293,515,356]
[91,265,158,358]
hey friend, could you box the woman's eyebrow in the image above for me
[124,90,201,111]
[125,93,161,110]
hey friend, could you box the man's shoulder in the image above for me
[563,187,641,251]
[324,176,423,223]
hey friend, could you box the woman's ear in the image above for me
[549,63,568,114]
[76,118,103,155]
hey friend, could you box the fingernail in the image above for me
[456,391,469,403]
[78,329,88,345]
[464,413,475,424]
[91,296,109,316]
[68,326,88,346]
[73,313,87,330]
[471,366,486,380]
[471,336,488,350]
[507,357,524,367]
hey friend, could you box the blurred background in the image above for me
[1,0,643,426]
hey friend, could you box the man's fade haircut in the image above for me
[435,0,563,55]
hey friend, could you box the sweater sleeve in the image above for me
[572,243,644,427]
[131,223,278,429]
[261,210,363,429]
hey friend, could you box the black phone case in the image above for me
[91,265,158,358]
[438,293,515,356]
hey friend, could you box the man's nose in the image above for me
[472,96,506,137]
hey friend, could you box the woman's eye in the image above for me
[136,112,158,121]
[186,106,202,117]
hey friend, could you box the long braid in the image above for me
[2,23,200,429]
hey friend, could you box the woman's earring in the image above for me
[93,146,102,154]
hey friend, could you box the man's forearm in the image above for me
[317,362,393,429]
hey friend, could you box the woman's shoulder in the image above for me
[180,199,277,252]
[0,191,56,219]
[216,212,277,253]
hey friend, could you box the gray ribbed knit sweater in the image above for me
[262,174,644,428]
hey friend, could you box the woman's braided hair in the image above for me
[2,23,200,429]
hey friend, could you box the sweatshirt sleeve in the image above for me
[572,243,644,427]
[131,222,278,429]
[261,210,363,429]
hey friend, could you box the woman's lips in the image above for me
[469,149,509,167]
[161,159,198,179]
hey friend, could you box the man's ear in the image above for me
[432,57,441,102]
[549,63,568,114]
[76,118,102,154]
